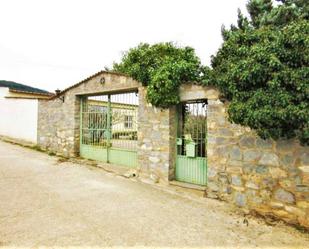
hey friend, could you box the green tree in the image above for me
[209,0,309,144]
[113,42,205,108]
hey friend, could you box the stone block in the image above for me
[218,128,234,137]
[259,153,280,166]
[256,138,273,149]
[150,131,161,140]
[276,139,298,153]
[243,150,261,162]
[274,188,295,204]
[296,184,309,192]
[207,148,215,157]
[214,146,229,157]
[228,160,243,167]
[270,201,284,209]
[299,166,309,173]
[235,192,247,207]
[239,135,256,148]
[269,167,287,178]
[207,168,217,178]
[218,157,228,164]
[284,206,306,217]
[207,104,225,114]
[279,179,294,189]
[207,121,216,129]
[149,156,160,163]
[206,191,219,199]
[243,164,254,174]
[296,201,309,209]
[228,146,242,160]
[260,189,272,200]
[215,137,228,145]
[255,165,269,174]
[207,182,220,192]
[300,152,309,165]
[273,209,295,219]
[216,116,226,126]
[245,189,257,198]
[221,186,232,194]
[218,174,229,184]
[303,174,309,185]
[245,181,259,190]
[231,185,245,192]
[207,136,216,144]
[141,144,153,151]
[226,166,243,174]
[251,196,263,205]
[280,154,295,168]
[298,216,309,228]
[231,175,242,186]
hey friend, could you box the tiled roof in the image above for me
[0,80,52,95]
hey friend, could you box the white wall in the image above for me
[0,87,38,143]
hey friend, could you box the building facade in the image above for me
[0,81,52,143]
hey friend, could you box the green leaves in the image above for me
[211,0,309,145]
[113,0,308,145]
[113,42,204,108]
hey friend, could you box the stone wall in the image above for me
[137,87,176,182]
[37,71,176,181]
[38,72,140,157]
[38,98,74,156]
[37,76,309,228]
[206,98,309,228]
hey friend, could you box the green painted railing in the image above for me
[176,155,207,186]
[175,101,208,186]
[80,92,138,168]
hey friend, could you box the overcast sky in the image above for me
[0,0,248,92]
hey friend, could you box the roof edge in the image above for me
[9,89,54,96]
[49,70,131,100]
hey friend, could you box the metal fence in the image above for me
[176,101,208,185]
[80,91,138,167]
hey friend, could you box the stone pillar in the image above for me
[137,86,175,183]
[73,95,82,156]
[168,106,177,180]
[207,99,235,199]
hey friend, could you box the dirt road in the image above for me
[0,140,308,248]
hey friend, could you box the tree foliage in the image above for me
[209,0,309,144]
[113,42,205,108]
[113,0,309,145]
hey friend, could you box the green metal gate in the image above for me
[80,92,138,168]
[176,101,207,185]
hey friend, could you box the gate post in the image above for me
[107,94,111,163]
[79,96,83,156]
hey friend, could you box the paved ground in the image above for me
[0,140,309,248]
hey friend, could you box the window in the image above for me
[124,115,133,128]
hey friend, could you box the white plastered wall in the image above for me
[0,87,38,143]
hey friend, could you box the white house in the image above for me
[0,80,52,144]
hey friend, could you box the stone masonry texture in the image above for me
[206,97,309,229]
[37,72,175,182]
[38,72,140,158]
[38,73,309,229]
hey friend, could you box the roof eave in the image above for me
[9,89,54,96]
[49,70,131,100]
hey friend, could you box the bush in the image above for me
[113,42,206,108]
[208,0,309,145]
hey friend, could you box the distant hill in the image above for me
[0,80,51,94]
